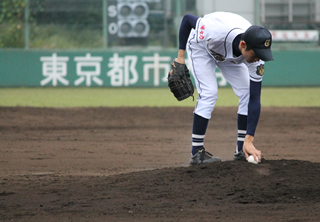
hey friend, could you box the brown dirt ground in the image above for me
[0,106,320,222]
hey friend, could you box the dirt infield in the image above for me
[0,107,320,221]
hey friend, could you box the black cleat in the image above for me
[233,151,247,161]
[189,147,221,166]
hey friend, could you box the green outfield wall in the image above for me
[0,49,319,87]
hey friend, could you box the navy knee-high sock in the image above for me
[192,113,209,155]
[237,114,247,153]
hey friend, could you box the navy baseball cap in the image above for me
[242,25,273,61]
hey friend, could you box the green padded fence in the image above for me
[0,49,319,87]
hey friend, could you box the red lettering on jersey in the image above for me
[199,25,205,39]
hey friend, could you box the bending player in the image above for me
[171,12,273,165]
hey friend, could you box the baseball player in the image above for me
[170,12,273,165]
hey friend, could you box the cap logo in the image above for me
[264,39,271,47]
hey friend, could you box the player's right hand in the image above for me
[243,135,261,162]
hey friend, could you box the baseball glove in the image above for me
[168,59,194,101]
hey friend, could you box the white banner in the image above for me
[270,30,319,42]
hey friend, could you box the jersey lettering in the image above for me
[199,25,205,40]
[208,49,225,61]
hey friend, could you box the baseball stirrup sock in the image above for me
[236,114,247,153]
[192,134,205,155]
[192,114,209,155]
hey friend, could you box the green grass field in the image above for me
[0,87,319,107]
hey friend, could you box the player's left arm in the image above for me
[243,61,265,161]
[176,14,199,64]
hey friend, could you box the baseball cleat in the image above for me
[189,147,221,166]
[233,150,246,161]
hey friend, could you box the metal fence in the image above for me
[0,0,197,49]
[261,0,320,29]
[0,0,319,49]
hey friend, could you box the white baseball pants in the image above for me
[187,42,250,119]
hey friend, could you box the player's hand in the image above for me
[170,50,186,76]
[243,135,261,162]
[176,49,186,64]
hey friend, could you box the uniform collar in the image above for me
[225,28,245,58]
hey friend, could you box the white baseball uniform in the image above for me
[186,12,264,119]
